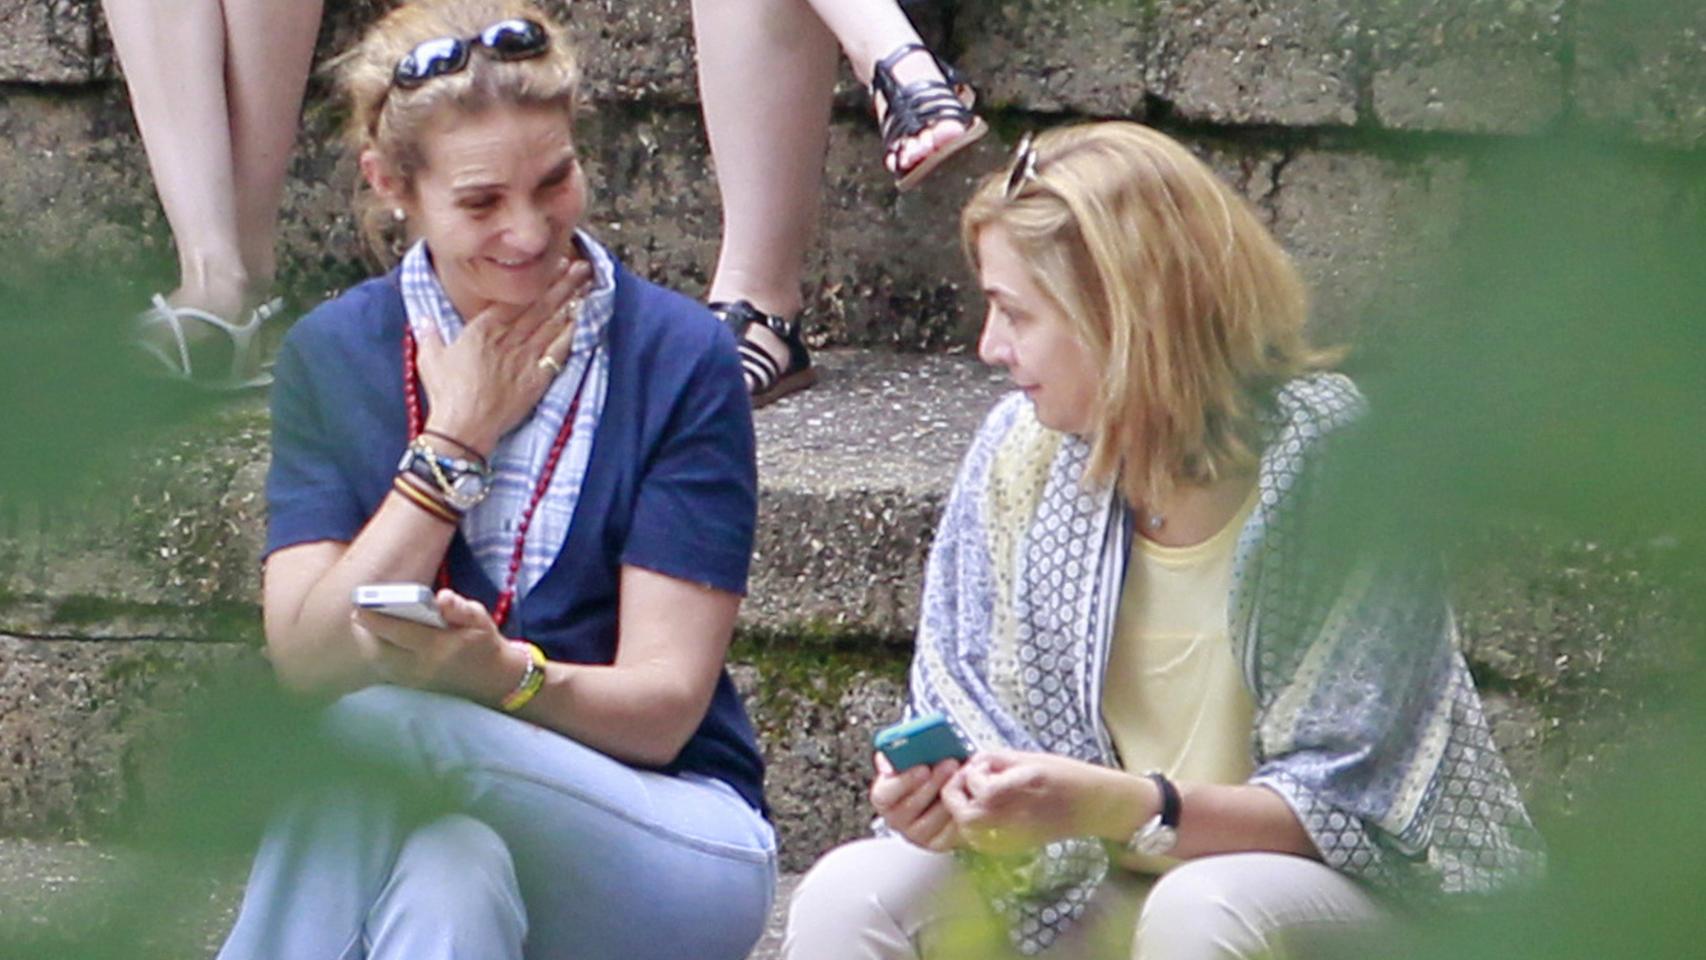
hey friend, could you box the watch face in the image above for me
[1133,824,1178,857]
[443,470,491,510]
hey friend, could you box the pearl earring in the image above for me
[392,208,406,223]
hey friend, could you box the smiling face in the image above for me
[377,101,586,317]
[975,224,1101,434]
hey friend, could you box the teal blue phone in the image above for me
[873,713,970,771]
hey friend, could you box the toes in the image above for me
[894,120,968,175]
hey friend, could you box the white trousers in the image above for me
[784,837,1381,960]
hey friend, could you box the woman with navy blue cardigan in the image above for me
[216,3,774,958]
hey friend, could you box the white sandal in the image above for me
[135,293,280,391]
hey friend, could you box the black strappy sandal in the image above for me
[870,43,989,192]
[709,300,818,408]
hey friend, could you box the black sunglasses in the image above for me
[392,19,550,90]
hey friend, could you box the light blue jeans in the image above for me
[215,686,776,960]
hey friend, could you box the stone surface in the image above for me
[956,0,1150,115]
[551,0,698,105]
[0,0,97,84]
[1147,0,1360,126]
[0,636,257,837]
[0,89,159,272]
[734,664,907,871]
[1366,0,1567,134]
[0,406,270,627]
[1266,147,1468,346]
[746,352,1009,637]
[1574,0,1706,149]
[4,78,1522,355]
[956,0,1360,126]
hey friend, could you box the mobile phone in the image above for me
[352,582,447,628]
[873,712,970,771]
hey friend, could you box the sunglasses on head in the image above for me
[392,18,550,90]
[1004,131,1040,199]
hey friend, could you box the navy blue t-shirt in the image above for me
[264,260,766,813]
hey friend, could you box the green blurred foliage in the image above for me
[1337,136,1706,561]
[0,252,207,508]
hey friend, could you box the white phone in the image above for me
[353,582,448,628]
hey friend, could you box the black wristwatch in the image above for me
[1126,770,1181,856]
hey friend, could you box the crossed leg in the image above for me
[101,0,321,381]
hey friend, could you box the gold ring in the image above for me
[537,354,564,375]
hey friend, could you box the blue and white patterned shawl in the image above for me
[399,233,614,600]
[909,373,1544,953]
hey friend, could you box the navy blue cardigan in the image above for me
[264,260,766,812]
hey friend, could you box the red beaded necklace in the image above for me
[403,330,592,630]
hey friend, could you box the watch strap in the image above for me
[1146,770,1181,828]
[1126,770,1182,857]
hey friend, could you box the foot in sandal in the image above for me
[870,43,989,191]
[135,293,284,392]
[709,299,817,408]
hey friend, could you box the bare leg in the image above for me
[693,0,838,324]
[102,0,249,320]
[221,0,324,310]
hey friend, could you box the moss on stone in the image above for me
[732,623,909,729]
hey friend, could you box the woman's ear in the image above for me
[360,148,408,211]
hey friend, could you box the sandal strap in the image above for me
[707,299,812,397]
[738,341,785,393]
[872,43,967,104]
[708,299,802,343]
[869,43,978,159]
[134,293,279,389]
[879,82,975,146]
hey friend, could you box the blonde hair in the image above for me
[332,0,581,263]
[962,121,1340,509]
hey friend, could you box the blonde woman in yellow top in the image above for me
[786,122,1542,958]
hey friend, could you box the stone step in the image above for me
[8,0,1701,146]
[0,349,1004,640]
[0,837,799,958]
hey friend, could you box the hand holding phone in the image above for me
[871,713,968,851]
[353,582,448,628]
[873,712,970,771]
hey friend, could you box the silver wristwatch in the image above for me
[398,442,493,512]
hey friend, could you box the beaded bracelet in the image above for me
[500,641,549,713]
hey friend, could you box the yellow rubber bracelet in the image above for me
[500,641,548,713]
